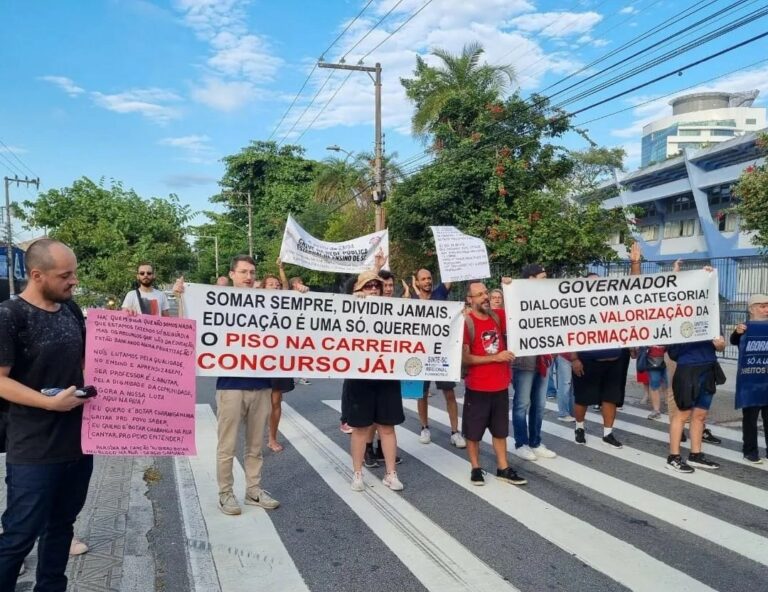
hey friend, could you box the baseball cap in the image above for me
[520,263,546,278]
[748,293,768,307]
[353,271,383,292]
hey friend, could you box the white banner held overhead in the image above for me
[503,270,720,356]
[279,214,389,273]
[182,283,465,381]
[430,226,490,283]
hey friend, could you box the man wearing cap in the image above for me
[511,264,557,461]
[730,293,768,464]
[410,268,464,448]
[345,271,405,492]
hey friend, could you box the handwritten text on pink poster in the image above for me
[82,309,197,456]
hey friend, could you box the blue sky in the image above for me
[2,0,767,240]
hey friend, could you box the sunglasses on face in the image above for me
[138,271,154,276]
[363,282,381,290]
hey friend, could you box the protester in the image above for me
[489,289,504,309]
[731,293,768,464]
[511,264,556,461]
[0,239,93,590]
[411,269,465,448]
[638,345,668,420]
[665,335,726,472]
[215,276,229,286]
[120,261,170,316]
[346,271,405,492]
[174,256,279,514]
[462,281,527,486]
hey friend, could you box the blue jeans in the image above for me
[0,456,93,592]
[554,356,574,418]
[512,368,548,449]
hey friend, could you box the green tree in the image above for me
[16,177,193,304]
[731,133,768,249]
[401,42,515,140]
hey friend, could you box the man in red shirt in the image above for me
[462,281,527,486]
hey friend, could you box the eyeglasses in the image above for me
[362,282,381,290]
[138,271,154,276]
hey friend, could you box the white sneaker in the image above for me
[382,472,404,491]
[450,432,466,448]
[557,415,576,422]
[531,444,557,459]
[351,471,365,492]
[419,427,431,444]
[513,445,537,461]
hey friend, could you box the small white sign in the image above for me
[430,226,491,283]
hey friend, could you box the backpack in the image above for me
[0,298,85,453]
[462,310,502,379]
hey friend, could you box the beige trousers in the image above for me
[216,388,271,496]
[665,355,680,418]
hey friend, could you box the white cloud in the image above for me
[39,75,85,97]
[159,133,217,163]
[507,11,602,38]
[91,88,182,123]
[174,0,282,111]
[191,77,259,111]
[273,0,589,141]
[619,6,638,15]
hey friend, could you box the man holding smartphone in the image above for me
[0,239,93,591]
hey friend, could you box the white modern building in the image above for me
[641,90,765,167]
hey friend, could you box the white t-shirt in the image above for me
[121,288,170,316]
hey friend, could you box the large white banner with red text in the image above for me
[503,270,720,356]
[182,283,465,381]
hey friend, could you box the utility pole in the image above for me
[4,175,40,297]
[318,61,386,231]
[221,190,254,257]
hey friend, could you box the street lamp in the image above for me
[326,145,354,162]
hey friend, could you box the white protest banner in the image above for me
[503,269,720,356]
[430,226,490,283]
[82,309,197,456]
[182,283,464,381]
[279,214,389,273]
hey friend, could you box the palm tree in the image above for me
[401,42,515,140]
[313,152,404,209]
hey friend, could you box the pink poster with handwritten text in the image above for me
[82,309,197,456]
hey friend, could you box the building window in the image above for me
[664,219,699,238]
[678,130,700,136]
[711,129,735,137]
[717,213,739,232]
[639,225,659,241]
[746,118,757,125]
[671,196,695,212]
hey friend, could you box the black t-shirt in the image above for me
[0,297,85,463]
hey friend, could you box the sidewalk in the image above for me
[3,456,156,592]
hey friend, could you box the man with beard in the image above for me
[411,268,464,448]
[462,281,526,486]
[0,239,93,590]
[121,261,170,316]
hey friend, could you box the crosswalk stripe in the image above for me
[280,403,520,592]
[539,419,768,510]
[323,400,717,592]
[600,401,743,442]
[188,404,309,592]
[542,402,768,472]
[403,400,768,567]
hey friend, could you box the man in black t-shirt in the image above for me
[0,239,93,591]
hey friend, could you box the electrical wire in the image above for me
[295,72,355,144]
[276,70,336,146]
[359,0,433,62]
[340,0,406,63]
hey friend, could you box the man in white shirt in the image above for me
[121,262,170,316]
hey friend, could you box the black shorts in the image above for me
[346,379,405,428]
[462,388,509,441]
[422,381,457,394]
[271,377,295,394]
[573,358,624,406]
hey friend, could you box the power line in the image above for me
[295,71,355,143]
[266,0,376,141]
[359,0,433,62]
[276,70,336,146]
[340,0,406,63]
